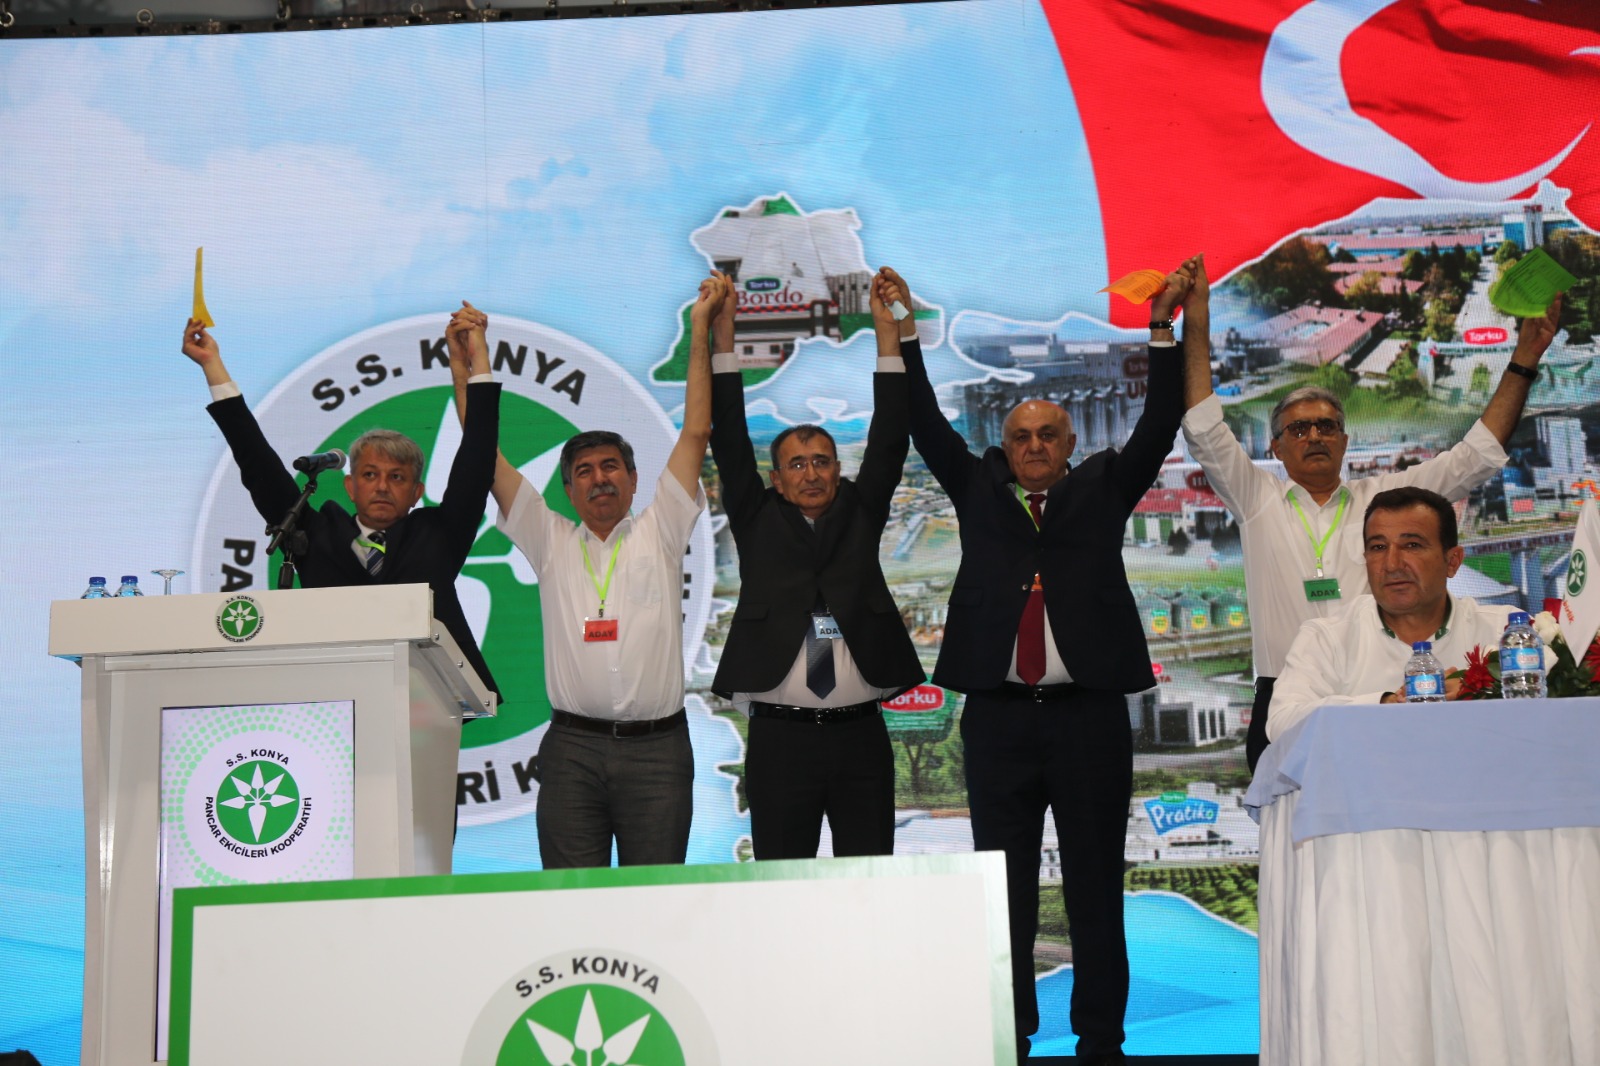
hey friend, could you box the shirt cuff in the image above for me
[1181,391,1226,434]
[712,352,740,375]
[876,355,906,373]
[208,380,242,402]
[1149,339,1177,348]
[467,372,493,385]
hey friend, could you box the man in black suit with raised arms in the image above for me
[181,310,502,701]
[710,268,925,859]
[896,259,1204,1064]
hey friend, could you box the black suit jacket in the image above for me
[904,338,1183,694]
[710,364,924,698]
[207,381,503,699]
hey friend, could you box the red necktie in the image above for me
[1017,493,1046,685]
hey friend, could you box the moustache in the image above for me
[587,483,620,501]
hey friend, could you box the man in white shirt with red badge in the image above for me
[447,276,721,868]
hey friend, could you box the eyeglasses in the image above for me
[783,456,835,473]
[1279,418,1344,440]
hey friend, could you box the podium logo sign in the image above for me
[212,759,302,850]
[216,594,263,642]
[191,316,717,827]
[461,950,719,1065]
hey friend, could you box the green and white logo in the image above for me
[461,951,718,1065]
[214,759,300,846]
[191,316,717,826]
[216,594,263,641]
[1570,549,1588,597]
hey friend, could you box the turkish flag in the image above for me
[1043,0,1600,325]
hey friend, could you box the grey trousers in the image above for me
[535,719,694,869]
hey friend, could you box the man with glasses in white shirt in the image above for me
[1181,260,1564,768]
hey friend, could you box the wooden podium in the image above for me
[48,584,495,1066]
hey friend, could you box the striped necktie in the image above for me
[362,530,386,577]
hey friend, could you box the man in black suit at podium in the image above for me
[709,269,925,860]
[181,312,502,701]
[899,260,1204,1064]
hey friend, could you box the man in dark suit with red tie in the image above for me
[896,260,1204,1064]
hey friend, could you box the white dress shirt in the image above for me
[1182,394,1507,678]
[1267,593,1522,740]
[497,465,706,720]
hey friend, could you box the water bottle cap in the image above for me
[120,575,139,584]
[89,576,107,585]
[1412,641,1432,652]
[1508,611,1530,625]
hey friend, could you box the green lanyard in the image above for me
[1287,486,1348,578]
[1013,483,1042,530]
[580,533,624,618]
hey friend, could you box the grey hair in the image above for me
[560,430,637,487]
[1269,387,1345,438]
[348,428,424,481]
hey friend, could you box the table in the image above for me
[1245,700,1600,1066]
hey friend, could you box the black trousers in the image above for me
[1245,676,1275,773]
[746,711,896,859]
[962,687,1132,1060]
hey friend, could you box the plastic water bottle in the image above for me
[116,575,144,597]
[1499,611,1546,699]
[1404,641,1446,703]
[80,576,110,599]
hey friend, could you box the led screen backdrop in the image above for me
[3,1,1599,1060]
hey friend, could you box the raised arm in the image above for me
[665,271,721,500]
[882,266,978,501]
[853,267,911,520]
[1479,294,1563,446]
[186,318,301,520]
[434,308,501,555]
[707,272,768,530]
[1179,255,1212,410]
[447,302,524,516]
[1110,260,1194,509]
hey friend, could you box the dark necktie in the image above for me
[806,592,837,700]
[1017,493,1047,685]
[363,530,386,577]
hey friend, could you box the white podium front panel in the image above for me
[169,854,1013,1066]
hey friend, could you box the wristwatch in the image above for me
[1504,362,1538,381]
[1149,318,1175,331]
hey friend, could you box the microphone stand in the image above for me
[266,473,319,590]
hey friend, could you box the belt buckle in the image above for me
[610,720,630,739]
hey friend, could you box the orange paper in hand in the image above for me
[193,247,215,328]
[1099,269,1168,305]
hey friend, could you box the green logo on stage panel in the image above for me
[214,760,301,846]
[509,986,683,1066]
[461,950,718,1064]
[216,595,263,641]
[1570,549,1588,597]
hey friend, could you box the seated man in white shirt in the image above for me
[446,277,720,868]
[1269,486,1530,739]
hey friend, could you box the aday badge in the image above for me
[1303,578,1341,603]
[583,617,619,642]
[812,614,841,639]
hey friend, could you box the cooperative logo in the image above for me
[216,595,263,642]
[461,950,719,1065]
[192,316,717,827]
[213,759,301,848]
[1143,792,1220,835]
[1570,549,1588,597]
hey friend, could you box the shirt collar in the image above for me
[579,513,634,545]
[1283,478,1347,506]
[1379,594,1454,642]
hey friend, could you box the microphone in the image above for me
[293,449,347,474]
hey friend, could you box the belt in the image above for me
[550,708,686,738]
[750,700,881,724]
[998,681,1079,702]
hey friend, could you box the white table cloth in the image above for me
[1245,700,1600,1065]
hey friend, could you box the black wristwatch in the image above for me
[1149,318,1175,331]
[1505,362,1538,381]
